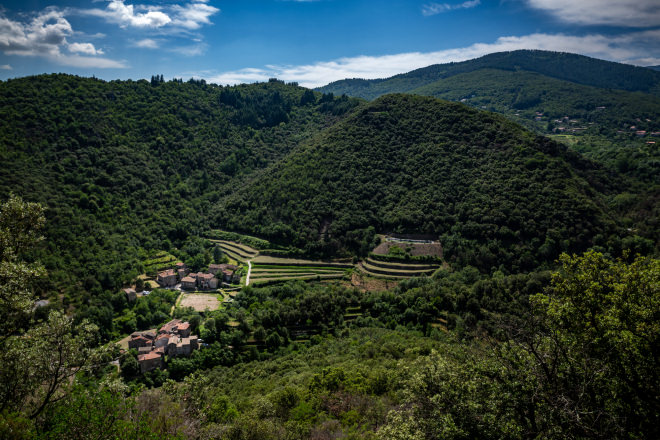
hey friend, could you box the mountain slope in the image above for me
[318,50,660,99]
[0,74,358,302]
[215,94,624,272]
[318,50,660,183]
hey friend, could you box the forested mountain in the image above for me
[0,74,357,305]
[319,50,660,99]
[215,94,645,271]
[318,51,660,184]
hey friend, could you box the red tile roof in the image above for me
[138,352,161,361]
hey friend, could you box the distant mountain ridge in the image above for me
[317,50,660,99]
[318,50,660,185]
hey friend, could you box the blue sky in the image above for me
[1,0,659,87]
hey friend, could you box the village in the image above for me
[128,318,199,373]
[119,260,243,374]
[156,261,240,290]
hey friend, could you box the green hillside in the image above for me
[0,74,358,305]
[215,94,631,272]
[318,50,660,183]
[318,50,660,99]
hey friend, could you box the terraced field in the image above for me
[142,251,179,274]
[249,255,350,286]
[359,257,440,278]
[211,240,259,262]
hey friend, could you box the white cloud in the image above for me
[54,54,126,68]
[0,10,72,56]
[134,38,159,49]
[422,0,480,16]
[79,1,219,31]
[169,43,208,56]
[525,0,660,28]
[0,64,11,70]
[68,42,103,55]
[171,2,220,30]
[83,1,171,28]
[200,31,660,88]
[0,10,126,68]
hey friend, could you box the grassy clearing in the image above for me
[208,230,272,250]
[357,264,421,279]
[142,251,178,274]
[250,272,333,279]
[215,246,248,262]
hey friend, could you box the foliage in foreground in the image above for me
[3,208,657,440]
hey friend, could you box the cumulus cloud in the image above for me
[134,38,159,49]
[79,1,218,31]
[201,31,660,88]
[0,9,126,68]
[0,10,72,56]
[68,42,103,55]
[169,43,208,56]
[82,0,171,28]
[422,0,480,16]
[525,0,660,28]
[171,2,220,30]
[0,64,11,70]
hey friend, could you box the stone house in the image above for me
[177,322,191,338]
[181,276,196,290]
[131,318,200,373]
[154,333,170,349]
[157,269,177,287]
[196,272,218,290]
[209,263,237,275]
[138,352,163,373]
[128,335,152,349]
[123,287,137,303]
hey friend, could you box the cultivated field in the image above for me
[372,240,443,258]
[211,239,259,262]
[249,255,350,285]
[179,293,222,312]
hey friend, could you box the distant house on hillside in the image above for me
[157,269,177,287]
[128,335,152,349]
[209,263,237,275]
[138,352,163,373]
[123,287,137,303]
[196,272,218,290]
[175,262,189,279]
[181,276,196,290]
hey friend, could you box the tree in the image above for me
[0,196,109,422]
[0,194,46,338]
[499,251,660,439]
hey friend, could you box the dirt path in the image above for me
[246,260,252,286]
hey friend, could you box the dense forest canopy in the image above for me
[0,74,357,305]
[318,50,660,185]
[216,93,645,270]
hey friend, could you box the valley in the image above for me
[0,50,658,439]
